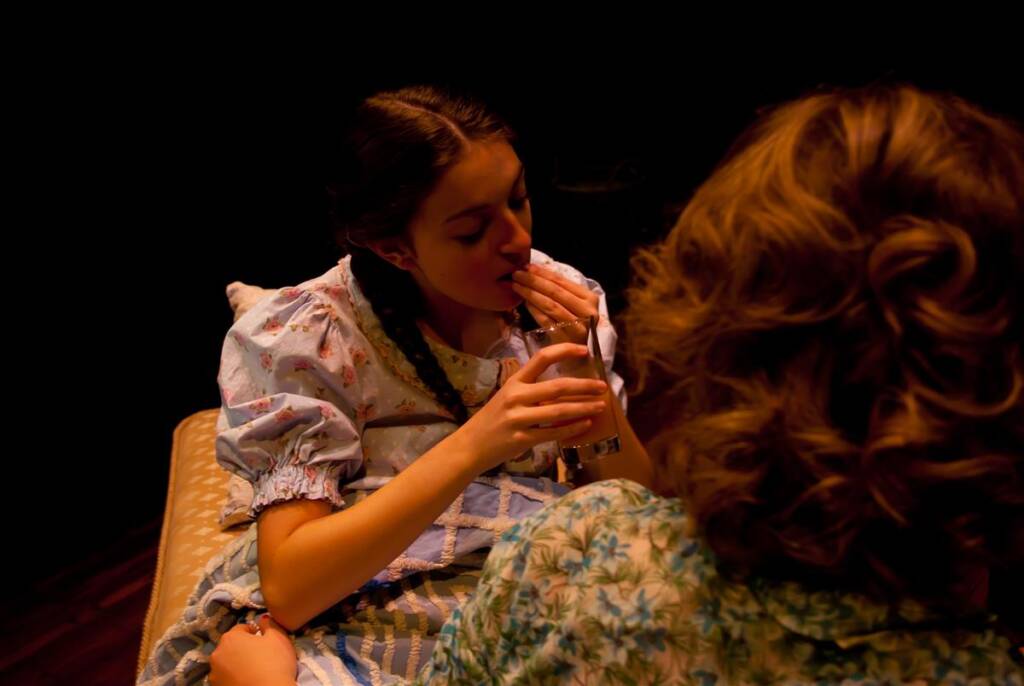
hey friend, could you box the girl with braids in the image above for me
[139,85,651,685]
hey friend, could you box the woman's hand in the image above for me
[209,614,297,686]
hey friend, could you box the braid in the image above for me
[350,249,469,423]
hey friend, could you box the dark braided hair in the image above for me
[329,85,536,423]
[349,247,471,422]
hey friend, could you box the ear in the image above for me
[366,238,417,272]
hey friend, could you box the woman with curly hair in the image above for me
[419,84,1024,684]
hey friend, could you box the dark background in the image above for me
[11,53,1022,592]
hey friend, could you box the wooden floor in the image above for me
[0,518,161,686]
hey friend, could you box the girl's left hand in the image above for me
[511,263,601,328]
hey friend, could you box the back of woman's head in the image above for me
[625,84,1024,609]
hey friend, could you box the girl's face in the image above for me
[374,140,533,313]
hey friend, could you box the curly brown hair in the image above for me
[624,85,1024,611]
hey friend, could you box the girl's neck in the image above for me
[415,285,511,358]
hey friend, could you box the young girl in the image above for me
[138,85,652,685]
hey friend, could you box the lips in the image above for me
[498,263,528,282]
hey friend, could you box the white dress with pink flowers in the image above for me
[138,250,625,685]
[215,249,624,517]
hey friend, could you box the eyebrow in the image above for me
[444,165,526,223]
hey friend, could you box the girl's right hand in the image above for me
[454,342,608,473]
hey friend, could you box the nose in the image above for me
[497,209,531,263]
